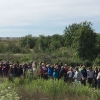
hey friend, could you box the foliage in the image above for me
[19,34,37,49]
[64,21,97,61]
[0,21,100,65]
[2,77,100,100]
[0,78,19,100]
[77,21,96,61]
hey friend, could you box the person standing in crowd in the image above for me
[79,64,83,71]
[18,64,23,77]
[5,61,10,76]
[81,66,87,86]
[64,64,69,81]
[47,63,53,78]
[87,67,94,86]
[73,67,83,84]
[93,67,98,88]
[67,67,74,83]
[64,64,69,73]
[38,63,43,78]
[13,64,19,77]
[97,68,100,88]
[53,64,58,80]
[41,62,48,79]
[2,62,6,77]
[59,66,67,82]
[9,64,13,76]
[32,63,38,79]
[0,64,2,76]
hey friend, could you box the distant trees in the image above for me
[19,34,37,49]
[33,34,63,53]
[0,21,100,63]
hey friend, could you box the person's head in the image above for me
[54,64,58,69]
[80,64,83,68]
[59,62,63,66]
[64,64,67,68]
[94,67,98,71]
[41,62,45,66]
[89,67,92,71]
[82,66,85,69]
[98,68,100,72]
[69,67,73,71]
[10,64,13,68]
[75,67,79,71]
[46,63,50,68]
[19,64,23,68]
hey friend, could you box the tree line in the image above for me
[0,21,100,65]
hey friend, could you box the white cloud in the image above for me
[0,0,100,36]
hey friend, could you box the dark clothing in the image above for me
[94,70,98,88]
[94,70,98,78]
[59,68,67,82]
[88,78,93,85]
[13,66,18,77]
[59,68,66,77]
[5,64,10,75]
[97,79,100,88]
[81,69,87,78]
[81,79,87,86]
[81,69,87,86]
[42,66,48,79]
[0,67,2,76]
[18,67,23,76]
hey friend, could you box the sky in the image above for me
[0,0,100,37]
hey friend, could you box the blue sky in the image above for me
[0,0,100,37]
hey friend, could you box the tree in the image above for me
[63,23,80,47]
[77,21,96,61]
[19,34,36,49]
[63,21,97,61]
[95,33,100,55]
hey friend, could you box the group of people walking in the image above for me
[0,61,100,88]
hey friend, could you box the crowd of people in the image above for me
[0,60,100,88]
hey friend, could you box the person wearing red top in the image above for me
[64,64,69,73]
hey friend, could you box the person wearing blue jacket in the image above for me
[47,64,53,78]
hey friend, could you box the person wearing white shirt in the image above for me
[73,67,83,84]
[67,67,73,82]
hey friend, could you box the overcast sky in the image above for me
[0,0,100,37]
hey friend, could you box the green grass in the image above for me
[1,77,100,100]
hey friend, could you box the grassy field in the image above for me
[0,76,100,100]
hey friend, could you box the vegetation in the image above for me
[0,78,19,100]
[1,76,100,100]
[0,21,100,100]
[0,21,100,66]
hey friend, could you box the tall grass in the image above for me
[0,78,19,100]
[1,76,100,100]
[10,77,100,100]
